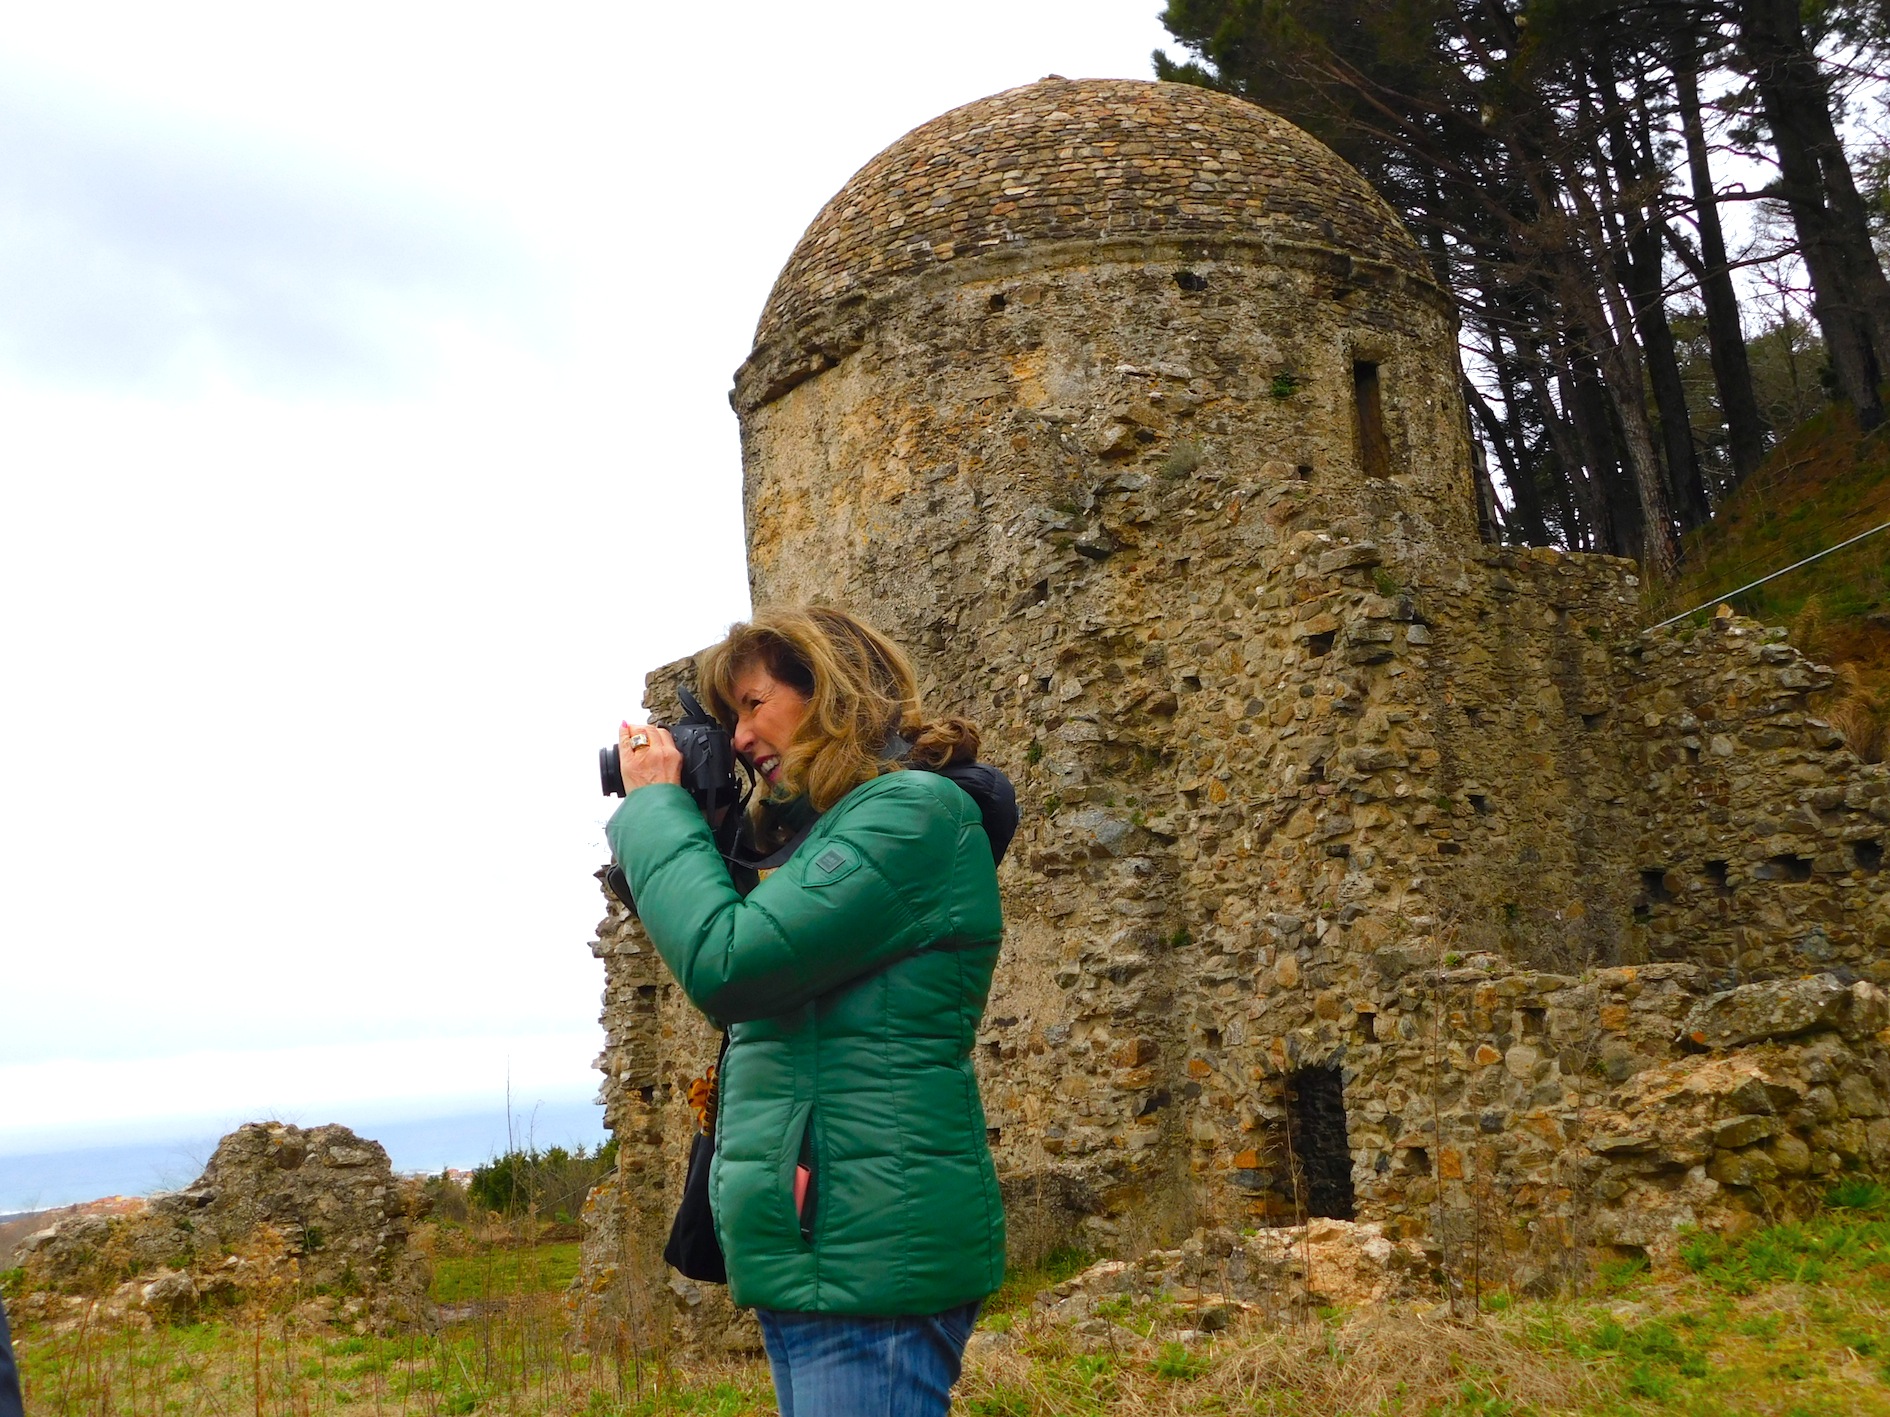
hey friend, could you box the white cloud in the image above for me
[0,0,1174,1155]
[0,78,546,392]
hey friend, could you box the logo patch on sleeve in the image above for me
[806,844,861,886]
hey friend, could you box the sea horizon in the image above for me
[0,1096,608,1216]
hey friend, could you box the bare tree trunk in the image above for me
[1498,329,1583,547]
[1610,59,1715,533]
[1674,29,1771,484]
[1517,331,1594,549]
[1556,172,1680,574]
[1467,372,1548,545]
[1558,343,1643,560]
[1739,0,1890,427]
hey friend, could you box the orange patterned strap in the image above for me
[688,1065,718,1135]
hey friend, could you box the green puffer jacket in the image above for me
[606,769,1006,1316]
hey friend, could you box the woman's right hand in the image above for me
[620,722,684,793]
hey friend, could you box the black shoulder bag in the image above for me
[663,1029,729,1283]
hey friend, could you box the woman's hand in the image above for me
[619,722,684,792]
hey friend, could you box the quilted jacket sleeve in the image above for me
[605,774,974,1023]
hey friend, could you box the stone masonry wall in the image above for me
[1615,618,1890,982]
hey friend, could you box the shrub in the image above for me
[469,1138,618,1219]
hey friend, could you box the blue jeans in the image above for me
[755,1302,980,1417]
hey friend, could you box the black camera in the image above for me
[601,686,755,911]
[600,686,750,819]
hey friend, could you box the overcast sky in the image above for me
[0,1,1177,1160]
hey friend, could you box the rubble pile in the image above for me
[13,1122,429,1331]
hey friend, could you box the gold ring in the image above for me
[629,733,651,751]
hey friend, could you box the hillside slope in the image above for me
[1655,405,1890,760]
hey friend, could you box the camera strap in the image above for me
[725,750,1018,873]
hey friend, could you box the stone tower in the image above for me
[734,78,1479,608]
[581,79,1889,1342]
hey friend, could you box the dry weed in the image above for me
[1791,596,1831,662]
[959,1304,1607,1417]
[1825,663,1888,762]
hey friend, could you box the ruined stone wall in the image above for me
[576,77,1890,1344]
[16,1122,429,1331]
[1612,619,1890,982]
[579,574,1890,1342]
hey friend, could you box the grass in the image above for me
[11,1221,774,1417]
[1660,405,1890,625]
[12,1293,778,1417]
[954,1182,1890,1416]
[1677,1179,1890,1299]
[432,1242,583,1304]
[13,1186,1890,1414]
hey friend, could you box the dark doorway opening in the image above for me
[1287,1064,1356,1220]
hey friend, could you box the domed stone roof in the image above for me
[752,77,1435,354]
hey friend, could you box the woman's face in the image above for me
[729,661,812,788]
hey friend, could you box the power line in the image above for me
[1650,518,1890,629]
[1675,505,1889,596]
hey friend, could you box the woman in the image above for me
[609,606,1006,1417]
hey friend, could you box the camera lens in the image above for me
[599,744,626,797]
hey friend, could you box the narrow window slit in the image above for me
[1353,361,1390,479]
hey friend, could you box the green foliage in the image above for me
[615,1383,762,1417]
[1586,1316,1710,1378]
[469,1138,617,1219]
[1825,1177,1890,1211]
[1437,1379,1520,1416]
[1149,1341,1209,1380]
[1024,740,1043,766]
[1032,1352,1119,1414]
[1737,1313,1784,1342]
[0,1267,22,1302]
[966,1388,1033,1417]
[1663,405,1890,655]
[1594,1251,1650,1293]
[1267,370,1303,399]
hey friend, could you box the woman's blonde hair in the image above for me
[697,605,979,813]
